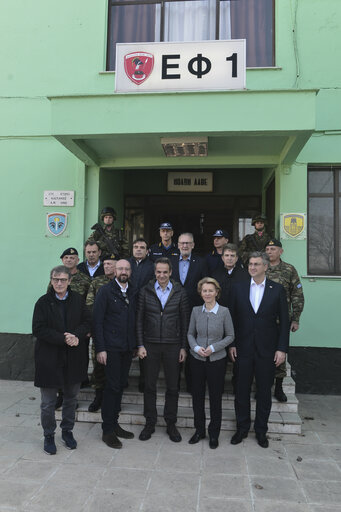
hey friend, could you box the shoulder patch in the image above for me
[297,284,302,288]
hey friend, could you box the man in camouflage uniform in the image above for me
[87,206,129,258]
[239,214,271,266]
[48,248,91,409]
[86,254,117,412]
[265,239,304,402]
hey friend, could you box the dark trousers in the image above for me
[190,355,226,438]
[101,350,133,434]
[143,342,180,426]
[40,383,80,436]
[234,351,275,434]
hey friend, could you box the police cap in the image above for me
[213,229,229,239]
[159,222,173,230]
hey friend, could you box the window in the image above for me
[308,166,341,275]
[107,0,274,69]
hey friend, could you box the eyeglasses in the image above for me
[178,242,193,246]
[51,277,69,283]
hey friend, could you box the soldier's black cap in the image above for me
[266,238,282,248]
[213,229,229,239]
[101,253,118,262]
[159,222,173,230]
[60,247,78,259]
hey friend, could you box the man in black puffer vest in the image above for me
[137,257,190,443]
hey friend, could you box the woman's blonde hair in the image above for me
[197,277,221,299]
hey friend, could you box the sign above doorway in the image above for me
[167,172,213,192]
[115,40,246,93]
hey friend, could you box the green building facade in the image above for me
[1,0,340,390]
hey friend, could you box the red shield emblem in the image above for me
[124,52,154,85]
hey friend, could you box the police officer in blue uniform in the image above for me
[149,222,180,262]
[206,229,229,275]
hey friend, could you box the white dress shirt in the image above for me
[250,277,266,313]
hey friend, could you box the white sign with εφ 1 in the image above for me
[115,40,246,93]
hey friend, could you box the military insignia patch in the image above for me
[47,212,67,236]
[283,214,304,238]
[124,52,154,85]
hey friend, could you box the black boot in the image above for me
[274,378,287,402]
[88,389,103,412]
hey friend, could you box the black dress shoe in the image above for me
[114,424,134,439]
[88,389,103,412]
[188,431,206,444]
[102,432,122,449]
[256,433,269,448]
[167,424,182,442]
[231,430,248,445]
[139,425,155,441]
[209,437,219,449]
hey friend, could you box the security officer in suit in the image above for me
[212,243,249,309]
[129,238,154,289]
[229,251,289,448]
[77,241,104,279]
[149,222,180,262]
[206,229,229,275]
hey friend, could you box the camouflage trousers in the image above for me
[90,342,106,390]
[275,358,287,380]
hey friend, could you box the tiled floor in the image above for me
[1,381,341,511]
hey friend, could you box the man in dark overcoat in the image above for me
[32,265,91,455]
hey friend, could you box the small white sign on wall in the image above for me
[44,191,74,206]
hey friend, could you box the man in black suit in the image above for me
[212,243,249,309]
[170,232,208,309]
[229,251,289,448]
[77,241,104,279]
[129,238,154,289]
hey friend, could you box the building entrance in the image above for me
[125,194,262,255]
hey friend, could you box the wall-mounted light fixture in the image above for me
[161,137,208,157]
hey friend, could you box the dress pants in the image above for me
[190,355,226,438]
[234,351,275,434]
[144,342,180,426]
[101,350,133,434]
[40,383,80,436]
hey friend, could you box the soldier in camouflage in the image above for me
[87,206,129,258]
[86,254,117,412]
[239,214,272,266]
[265,239,304,402]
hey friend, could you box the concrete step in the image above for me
[79,388,298,413]
[57,401,301,435]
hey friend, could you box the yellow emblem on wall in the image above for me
[283,214,304,238]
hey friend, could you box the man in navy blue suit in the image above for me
[229,251,289,448]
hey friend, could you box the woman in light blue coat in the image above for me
[187,277,234,448]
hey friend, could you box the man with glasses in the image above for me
[32,265,91,455]
[93,259,138,449]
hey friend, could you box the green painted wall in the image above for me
[0,0,341,351]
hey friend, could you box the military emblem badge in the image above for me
[47,213,67,236]
[283,214,304,238]
[124,52,154,85]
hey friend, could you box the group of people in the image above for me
[32,208,304,455]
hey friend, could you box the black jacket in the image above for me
[170,253,208,308]
[77,260,104,279]
[229,279,290,357]
[149,242,179,262]
[129,257,155,290]
[212,265,249,309]
[136,279,190,348]
[32,288,91,388]
[93,279,138,353]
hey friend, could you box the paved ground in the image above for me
[1,381,341,512]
